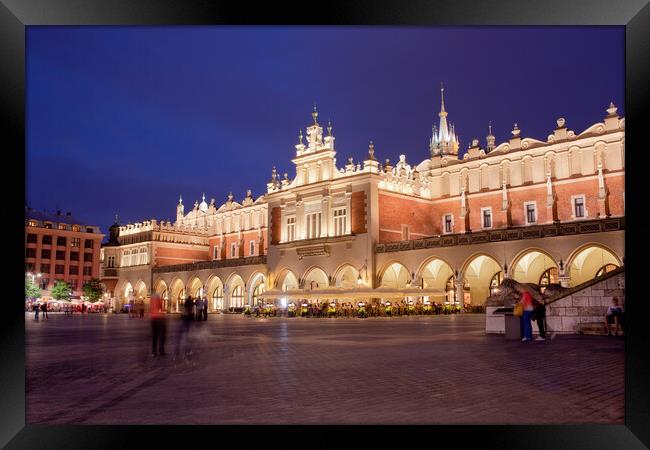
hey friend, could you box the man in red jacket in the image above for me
[150,293,167,356]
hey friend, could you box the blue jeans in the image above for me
[521,311,534,339]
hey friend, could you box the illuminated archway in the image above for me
[379,262,410,288]
[248,272,266,306]
[226,274,245,308]
[303,267,329,290]
[169,278,185,313]
[334,264,360,288]
[460,254,502,305]
[277,269,299,291]
[206,275,224,311]
[187,276,204,298]
[511,249,558,285]
[567,244,621,287]
[153,279,169,311]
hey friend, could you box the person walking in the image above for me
[202,297,208,321]
[531,296,547,341]
[41,301,49,319]
[605,297,624,336]
[34,302,40,320]
[138,299,145,319]
[195,295,204,321]
[518,286,535,342]
[150,293,167,356]
[175,295,194,358]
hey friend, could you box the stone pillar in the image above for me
[321,196,330,238]
[455,280,465,313]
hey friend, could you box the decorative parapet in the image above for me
[375,217,624,253]
[152,255,267,274]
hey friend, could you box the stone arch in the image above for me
[333,263,360,288]
[186,276,204,298]
[153,279,169,311]
[206,275,224,311]
[566,243,622,287]
[225,273,246,308]
[248,272,267,306]
[459,252,503,306]
[276,268,299,291]
[379,261,411,289]
[303,266,329,290]
[510,248,558,285]
[417,256,455,291]
[169,278,185,313]
[119,280,134,309]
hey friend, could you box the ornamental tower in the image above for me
[291,104,337,186]
[429,83,460,157]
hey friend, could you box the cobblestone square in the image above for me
[25,313,624,424]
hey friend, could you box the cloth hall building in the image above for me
[100,91,625,313]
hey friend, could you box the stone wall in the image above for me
[486,269,624,334]
[545,271,625,334]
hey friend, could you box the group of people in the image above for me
[182,295,209,321]
[32,302,48,319]
[275,301,468,318]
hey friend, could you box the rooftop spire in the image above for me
[312,103,319,125]
[179,194,183,204]
[440,81,446,115]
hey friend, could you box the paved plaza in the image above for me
[25,313,624,425]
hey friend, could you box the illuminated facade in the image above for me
[101,90,625,311]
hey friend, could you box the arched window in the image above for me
[123,250,131,267]
[595,264,618,278]
[212,286,223,311]
[231,285,244,308]
[539,267,558,292]
[253,283,265,306]
[140,247,148,265]
[490,271,503,295]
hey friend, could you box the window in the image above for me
[213,246,219,260]
[482,208,492,229]
[71,237,80,247]
[334,208,347,236]
[525,202,537,224]
[58,224,67,230]
[286,216,296,242]
[28,220,37,227]
[139,248,147,265]
[27,233,37,243]
[573,196,585,218]
[306,212,321,239]
[25,262,35,272]
[56,250,65,260]
[26,248,36,258]
[41,249,51,259]
[40,264,50,273]
[57,237,66,246]
[55,265,65,274]
[86,227,94,233]
[44,223,52,229]
[231,285,244,308]
[444,214,453,234]
[231,243,237,258]
[42,235,52,245]
[72,225,80,232]
[84,240,93,248]
[212,286,224,311]
[69,266,79,275]
[84,253,93,262]
[39,278,49,290]
[70,252,79,261]
[83,267,92,276]
[401,225,410,241]
[539,267,558,292]
[107,256,115,268]
[249,240,256,256]
[122,251,131,267]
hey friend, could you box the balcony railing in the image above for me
[375,217,625,253]
[152,255,267,274]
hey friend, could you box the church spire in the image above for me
[430,82,459,157]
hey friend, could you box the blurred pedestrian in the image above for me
[150,293,167,356]
[41,301,49,319]
[202,297,208,321]
[517,286,534,342]
[175,295,194,358]
[138,299,145,319]
[531,296,547,341]
[34,302,39,320]
[195,295,204,321]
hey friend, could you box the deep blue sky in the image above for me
[26,26,624,239]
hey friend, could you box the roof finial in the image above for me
[312,103,319,125]
[114,213,119,224]
[202,192,205,201]
[368,140,375,160]
[179,194,183,204]
[327,120,332,136]
[488,121,493,136]
[298,129,303,144]
[440,81,445,113]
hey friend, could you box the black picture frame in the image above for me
[4,0,649,448]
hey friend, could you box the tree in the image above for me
[51,280,72,301]
[25,278,41,300]
[82,278,105,302]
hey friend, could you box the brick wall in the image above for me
[351,191,367,234]
[154,246,209,267]
[271,207,281,245]
[379,193,435,242]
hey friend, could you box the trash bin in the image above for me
[493,307,521,340]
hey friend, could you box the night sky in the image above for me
[26,26,624,239]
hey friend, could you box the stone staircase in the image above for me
[543,266,625,335]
